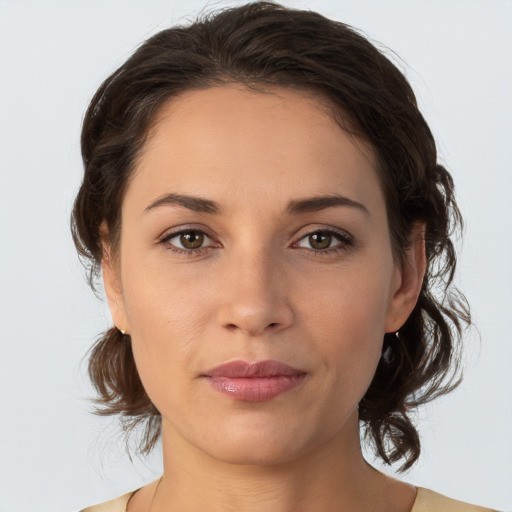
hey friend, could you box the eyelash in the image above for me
[292,228,353,255]
[158,227,353,257]
[159,228,220,257]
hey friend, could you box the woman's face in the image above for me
[104,86,421,465]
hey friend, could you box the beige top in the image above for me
[80,486,499,512]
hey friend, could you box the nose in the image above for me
[216,250,294,337]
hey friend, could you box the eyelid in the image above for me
[158,223,216,242]
[158,225,222,253]
[293,225,352,241]
[157,223,354,255]
[291,226,354,251]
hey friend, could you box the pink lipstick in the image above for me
[203,360,307,402]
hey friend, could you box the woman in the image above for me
[72,2,497,511]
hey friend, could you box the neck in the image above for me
[148,411,415,512]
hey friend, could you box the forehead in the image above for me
[127,85,383,216]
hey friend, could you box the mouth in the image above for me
[202,360,307,402]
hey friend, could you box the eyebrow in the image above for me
[284,194,370,217]
[144,192,370,217]
[145,193,220,214]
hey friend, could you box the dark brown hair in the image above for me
[72,1,470,471]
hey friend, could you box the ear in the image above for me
[100,225,129,334]
[385,223,427,333]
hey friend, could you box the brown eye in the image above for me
[162,229,216,253]
[308,232,332,250]
[180,231,204,249]
[295,229,352,253]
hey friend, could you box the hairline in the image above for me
[107,80,393,262]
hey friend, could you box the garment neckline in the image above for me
[122,483,421,512]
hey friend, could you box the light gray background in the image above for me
[0,1,510,511]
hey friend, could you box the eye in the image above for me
[295,229,352,252]
[160,229,218,254]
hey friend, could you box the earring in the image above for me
[395,330,400,340]
[117,327,128,335]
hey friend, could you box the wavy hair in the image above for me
[72,1,470,471]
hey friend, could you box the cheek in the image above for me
[303,263,392,389]
[126,291,206,368]
[120,245,213,339]
[318,306,384,387]
[119,264,214,407]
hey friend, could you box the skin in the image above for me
[103,85,426,512]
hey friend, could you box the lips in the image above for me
[203,360,307,402]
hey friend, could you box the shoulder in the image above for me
[412,487,500,512]
[79,490,135,512]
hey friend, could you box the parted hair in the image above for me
[72,1,470,471]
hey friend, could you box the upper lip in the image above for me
[204,360,305,378]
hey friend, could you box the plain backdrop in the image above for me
[0,1,511,511]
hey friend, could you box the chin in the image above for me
[195,418,321,467]
[206,440,304,467]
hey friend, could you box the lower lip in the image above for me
[206,375,306,402]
